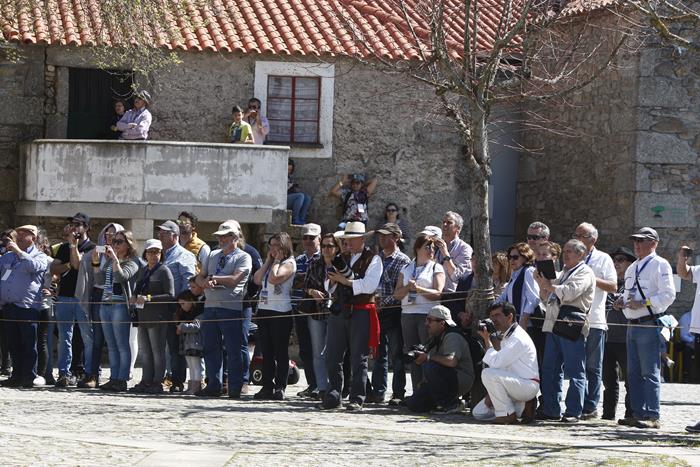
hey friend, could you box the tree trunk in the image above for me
[465,109,495,321]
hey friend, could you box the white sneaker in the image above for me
[33,376,46,386]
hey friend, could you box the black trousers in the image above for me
[4,304,40,384]
[325,311,369,406]
[602,341,632,419]
[258,309,293,391]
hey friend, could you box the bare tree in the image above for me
[628,0,700,52]
[335,0,636,317]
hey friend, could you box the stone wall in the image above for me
[517,11,700,315]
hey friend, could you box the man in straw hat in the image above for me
[318,222,383,411]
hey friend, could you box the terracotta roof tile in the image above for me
[0,0,617,60]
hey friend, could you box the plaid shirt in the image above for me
[378,248,411,307]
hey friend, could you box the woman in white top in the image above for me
[252,232,297,400]
[499,242,540,328]
[394,233,445,387]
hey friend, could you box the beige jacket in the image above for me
[542,262,596,336]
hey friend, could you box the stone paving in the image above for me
[0,371,698,466]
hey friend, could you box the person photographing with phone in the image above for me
[243,97,270,145]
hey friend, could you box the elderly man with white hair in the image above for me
[571,222,616,420]
[534,239,596,423]
[434,211,473,292]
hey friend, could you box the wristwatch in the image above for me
[442,256,452,263]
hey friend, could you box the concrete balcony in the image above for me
[17,140,289,228]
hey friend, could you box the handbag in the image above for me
[552,305,586,341]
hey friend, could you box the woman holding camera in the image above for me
[252,232,297,400]
[394,233,445,388]
[302,233,341,399]
[130,239,175,394]
[93,230,139,392]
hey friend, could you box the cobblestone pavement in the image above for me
[0,372,698,466]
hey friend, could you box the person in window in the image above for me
[243,97,270,145]
[107,99,127,139]
[116,91,152,140]
[228,105,254,144]
[330,173,378,229]
[287,159,312,226]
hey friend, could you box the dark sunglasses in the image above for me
[112,239,125,245]
[508,254,522,261]
[526,234,545,240]
[302,235,317,241]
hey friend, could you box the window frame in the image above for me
[266,75,322,145]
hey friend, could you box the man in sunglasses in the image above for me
[243,97,270,145]
[405,305,473,414]
[526,221,550,249]
[616,227,675,429]
[572,223,617,421]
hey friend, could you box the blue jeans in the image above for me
[201,307,248,394]
[308,317,329,392]
[542,333,587,418]
[583,328,605,413]
[371,322,406,398]
[99,303,132,381]
[627,325,661,420]
[56,296,94,377]
[166,320,187,385]
[287,192,311,225]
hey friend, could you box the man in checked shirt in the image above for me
[366,223,410,405]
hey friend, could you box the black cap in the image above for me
[629,227,659,242]
[611,246,636,262]
[68,212,90,226]
[376,222,402,237]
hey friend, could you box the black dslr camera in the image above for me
[479,318,497,334]
[404,344,427,363]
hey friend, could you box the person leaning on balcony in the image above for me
[228,105,254,144]
[243,97,270,145]
[116,91,152,140]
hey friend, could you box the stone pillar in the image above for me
[123,219,154,248]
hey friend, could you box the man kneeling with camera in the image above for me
[473,302,539,424]
[405,305,474,413]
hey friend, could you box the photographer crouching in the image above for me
[473,302,539,424]
[405,305,474,413]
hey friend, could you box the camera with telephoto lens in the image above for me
[403,344,427,363]
[331,254,355,280]
[479,318,497,334]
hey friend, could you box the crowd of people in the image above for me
[0,207,697,433]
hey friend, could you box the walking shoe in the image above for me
[492,413,518,424]
[346,402,363,412]
[55,375,69,388]
[535,412,562,421]
[1,378,21,388]
[113,380,128,392]
[272,389,285,401]
[685,422,700,433]
[253,388,274,400]
[195,387,223,398]
[33,376,46,386]
[240,384,251,395]
[581,410,599,420]
[316,400,341,410]
[634,419,660,429]
[21,381,35,389]
[144,383,164,394]
[521,398,537,424]
[560,415,580,423]
[617,417,637,426]
[169,383,184,393]
[129,381,149,393]
[296,386,315,398]
[99,379,117,391]
[434,400,466,415]
[601,413,615,421]
[77,375,98,389]
[388,395,404,406]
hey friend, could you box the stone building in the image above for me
[0,0,698,312]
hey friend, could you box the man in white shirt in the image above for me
[617,227,676,429]
[319,222,383,412]
[572,223,617,420]
[473,302,539,424]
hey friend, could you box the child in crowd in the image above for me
[228,105,254,144]
[175,290,205,394]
